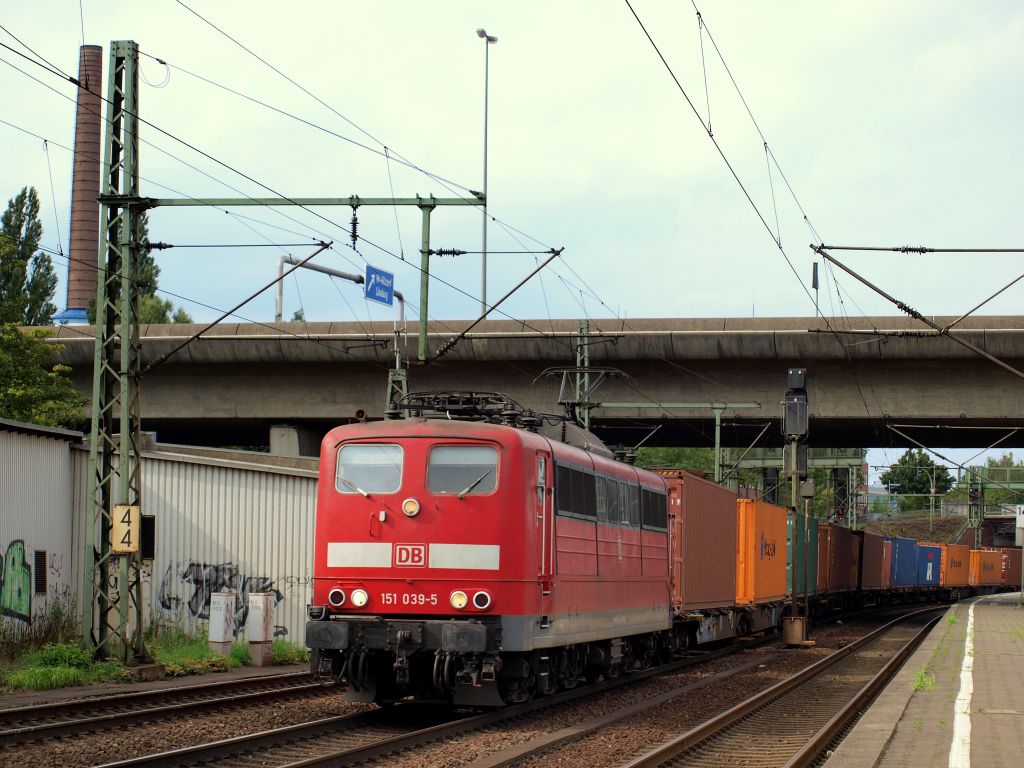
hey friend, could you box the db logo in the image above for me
[394,544,427,567]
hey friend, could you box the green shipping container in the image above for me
[787,511,819,597]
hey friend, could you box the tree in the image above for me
[879,448,954,513]
[636,446,714,473]
[0,187,57,325]
[139,295,192,324]
[0,324,86,428]
[981,452,1024,512]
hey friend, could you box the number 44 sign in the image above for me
[112,505,141,554]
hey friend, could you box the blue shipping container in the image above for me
[916,544,942,586]
[890,537,918,587]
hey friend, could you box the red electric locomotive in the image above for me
[305,393,671,705]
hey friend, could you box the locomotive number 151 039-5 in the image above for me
[380,592,439,606]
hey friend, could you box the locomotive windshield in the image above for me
[427,445,498,495]
[336,444,403,494]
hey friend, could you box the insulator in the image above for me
[350,209,358,246]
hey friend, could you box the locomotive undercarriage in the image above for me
[307,616,670,706]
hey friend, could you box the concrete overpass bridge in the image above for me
[50,315,1024,455]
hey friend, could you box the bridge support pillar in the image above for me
[270,425,321,457]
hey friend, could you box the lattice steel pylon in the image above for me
[81,40,146,661]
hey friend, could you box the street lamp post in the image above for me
[477,28,497,316]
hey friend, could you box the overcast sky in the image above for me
[3,1,1022,472]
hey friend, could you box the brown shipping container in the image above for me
[1000,547,1022,588]
[939,543,970,588]
[663,471,738,611]
[859,532,886,589]
[880,539,893,588]
[817,523,832,592]
[736,499,788,604]
[826,524,858,592]
[969,549,1003,586]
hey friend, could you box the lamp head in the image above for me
[477,28,498,43]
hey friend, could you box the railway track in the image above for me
[95,637,774,768]
[620,607,943,768]
[0,671,324,745]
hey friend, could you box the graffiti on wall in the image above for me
[1,540,31,624]
[157,560,284,636]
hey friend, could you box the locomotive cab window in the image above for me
[336,444,403,494]
[427,445,498,495]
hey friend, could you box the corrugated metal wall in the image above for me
[71,448,318,644]
[1,429,76,627]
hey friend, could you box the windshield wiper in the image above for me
[339,475,370,497]
[457,469,492,499]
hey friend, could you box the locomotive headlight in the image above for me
[472,591,492,610]
[450,590,469,610]
[327,588,346,607]
[350,589,369,607]
[402,497,421,517]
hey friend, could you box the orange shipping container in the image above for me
[736,499,788,605]
[969,549,1002,586]
[939,543,970,588]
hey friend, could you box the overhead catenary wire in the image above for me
[5,23,753,422]
[815,245,1024,381]
[42,139,64,256]
[142,12,603,330]
[0,119,481,370]
[0,44,572,356]
[143,241,333,374]
[621,1,882,426]
[1,231,404,367]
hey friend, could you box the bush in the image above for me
[272,639,310,665]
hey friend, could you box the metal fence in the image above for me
[69,446,319,645]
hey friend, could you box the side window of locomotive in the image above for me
[596,477,607,522]
[555,466,597,519]
[336,444,403,494]
[628,484,641,527]
[617,481,630,526]
[641,489,668,530]
[556,465,573,516]
[580,473,596,519]
[427,445,499,494]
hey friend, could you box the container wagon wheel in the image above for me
[737,614,752,637]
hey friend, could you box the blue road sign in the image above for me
[364,265,395,306]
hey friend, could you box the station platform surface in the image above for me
[826,593,1024,768]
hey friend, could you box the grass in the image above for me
[946,614,959,625]
[2,614,311,690]
[1,643,130,690]
[145,629,242,677]
[913,667,937,692]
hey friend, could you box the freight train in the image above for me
[304,392,1022,706]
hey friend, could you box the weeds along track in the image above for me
[0,671,323,745]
